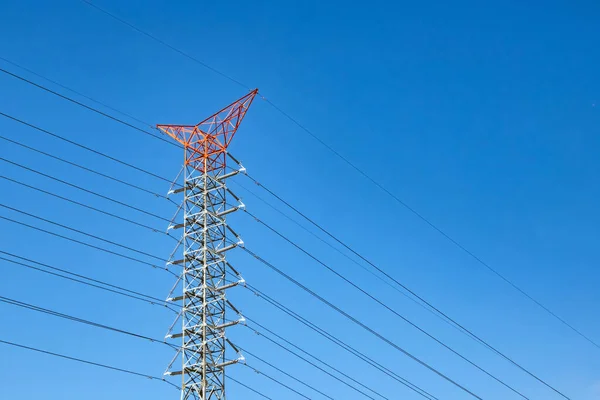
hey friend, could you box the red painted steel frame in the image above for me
[157,89,258,173]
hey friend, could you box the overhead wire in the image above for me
[0,133,173,201]
[0,56,155,129]
[0,203,167,262]
[229,376,275,400]
[0,66,176,147]
[244,315,435,400]
[0,295,177,350]
[229,178,464,334]
[0,125,437,396]
[242,347,336,400]
[239,246,483,399]
[0,174,167,235]
[72,0,599,351]
[0,61,583,393]
[78,0,252,91]
[245,283,438,400]
[0,110,172,184]
[0,213,175,275]
[0,103,564,397]
[0,55,575,397]
[0,156,171,222]
[0,338,180,390]
[0,251,176,313]
[243,363,312,400]
[242,173,570,399]
[0,245,432,399]
[243,322,385,400]
[1,274,363,400]
[0,243,432,399]
[241,209,565,399]
[0,132,464,396]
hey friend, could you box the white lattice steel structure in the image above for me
[157,89,258,399]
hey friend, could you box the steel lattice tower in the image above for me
[158,89,258,400]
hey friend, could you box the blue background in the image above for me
[0,0,599,399]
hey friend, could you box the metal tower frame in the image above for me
[158,89,258,400]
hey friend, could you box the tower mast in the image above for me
[158,89,258,399]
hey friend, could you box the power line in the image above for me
[245,284,438,399]
[0,115,561,396]
[1,158,518,396]
[79,0,252,91]
[2,268,366,400]
[242,173,571,399]
[0,111,172,183]
[0,174,166,235]
[244,315,435,400]
[246,171,599,351]
[0,167,440,398]
[229,178,465,332]
[244,363,311,400]
[0,213,173,274]
[0,133,172,200]
[0,251,176,313]
[239,247,483,399]
[242,348,336,400]
[0,338,180,390]
[243,323,383,400]
[0,203,167,262]
[0,56,155,128]
[242,210,563,399]
[0,295,176,349]
[0,110,536,396]
[0,66,176,147]
[229,376,274,400]
[0,156,171,222]
[74,0,598,351]
[0,247,432,399]
[0,53,566,398]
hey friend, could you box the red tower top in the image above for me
[157,89,258,173]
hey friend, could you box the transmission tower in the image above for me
[158,89,258,399]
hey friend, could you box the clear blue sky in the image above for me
[0,0,599,399]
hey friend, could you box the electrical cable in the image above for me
[243,324,383,400]
[0,295,176,349]
[244,283,438,399]
[0,56,155,129]
[0,203,167,262]
[239,246,482,399]
[2,26,595,352]
[229,376,275,400]
[0,54,566,398]
[0,338,180,389]
[0,250,437,399]
[0,110,172,183]
[229,178,463,333]
[0,213,175,275]
[0,252,176,313]
[0,166,440,400]
[79,0,252,91]
[0,133,172,200]
[0,174,167,235]
[242,173,571,399]
[0,127,561,397]
[0,66,177,147]
[242,210,539,399]
[242,347,336,400]
[0,156,171,222]
[244,315,434,400]
[244,363,311,400]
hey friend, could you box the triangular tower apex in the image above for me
[157,89,258,149]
